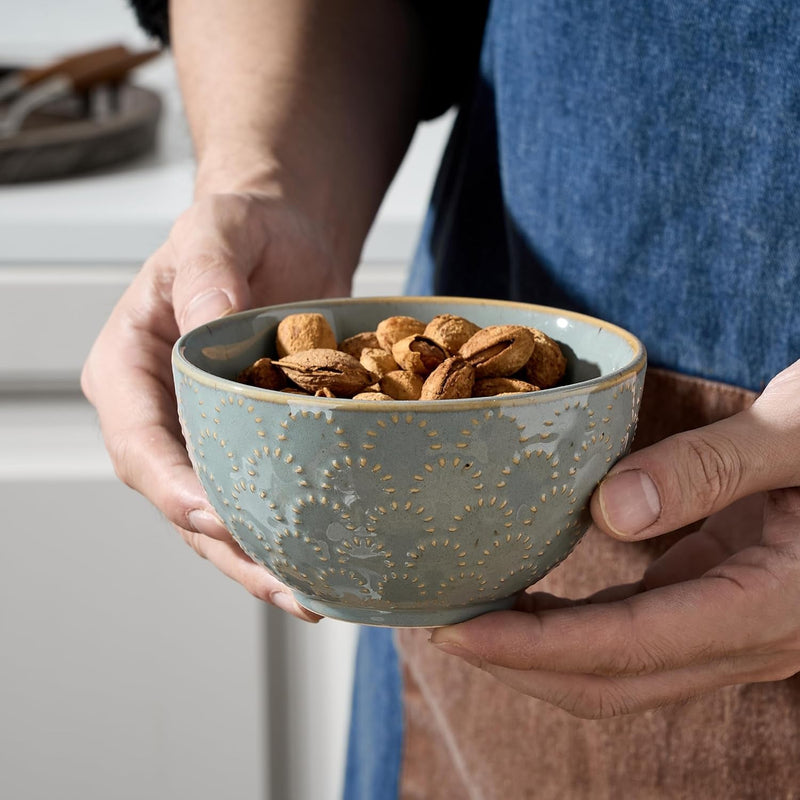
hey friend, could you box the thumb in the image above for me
[590,361,800,540]
[179,285,237,335]
[171,239,253,335]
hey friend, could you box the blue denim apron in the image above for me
[345,1,800,796]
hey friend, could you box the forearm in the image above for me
[171,0,426,267]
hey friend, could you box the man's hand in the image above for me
[429,361,800,717]
[82,193,351,621]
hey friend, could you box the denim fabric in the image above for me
[343,627,403,800]
[409,0,800,393]
[349,2,800,796]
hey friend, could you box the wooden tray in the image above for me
[0,82,161,183]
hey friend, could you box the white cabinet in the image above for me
[0,466,266,800]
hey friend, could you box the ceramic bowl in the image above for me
[173,297,646,627]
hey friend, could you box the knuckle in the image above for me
[180,528,210,560]
[615,641,669,677]
[610,601,673,677]
[559,683,636,720]
[632,637,676,675]
[107,431,192,531]
[244,578,281,605]
[680,431,743,510]
[767,486,800,518]
[239,575,269,602]
[107,432,136,490]
[177,249,231,280]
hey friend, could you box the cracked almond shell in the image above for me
[458,325,535,378]
[276,348,372,397]
[359,347,399,378]
[420,356,476,400]
[375,315,426,352]
[236,358,288,391]
[521,328,568,389]
[379,370,424,400]
[391,334,447,375]
[423,314,480,355]
[338,330,381,359]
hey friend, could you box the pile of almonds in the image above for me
[235,312,567,401]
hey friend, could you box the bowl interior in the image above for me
[176,296,644,392]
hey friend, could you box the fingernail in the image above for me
[598,469,661,537]
[187,508,227,537]
[182,288,233,332]
[431,640,482,668]
[272,591,320,623]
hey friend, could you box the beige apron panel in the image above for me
[397,369,800,800]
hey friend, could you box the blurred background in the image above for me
[0,2,452,798]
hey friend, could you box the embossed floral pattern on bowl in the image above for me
[173,297,646,626]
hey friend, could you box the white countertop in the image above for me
[0,44,452,266]
[0,30,453,387]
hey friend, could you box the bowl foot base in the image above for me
[293,593,516,627]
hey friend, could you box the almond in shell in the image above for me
[236,358,288,391]
[277,348,372,397]
[338,330,381,359]
[275,313,337,357]
[423,314,480,355]
[359,347,399,378]
[459,325,535,378]
[473,377,539,397]
[520,328,568,389]
[375,315,426,352]
[379,370,424,400]
[352,391,395,401]
[420,356,475,400]
[391,334,447,375]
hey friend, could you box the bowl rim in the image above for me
[172,295,647,411]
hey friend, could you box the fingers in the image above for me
[169,197,258,333]
[430,558,781,678]
[762,486,800,549]
[109,416,231,540]
[175,524,322,623]
[514,580,643,614]
[83,256,229,539]
[82,199,333,623]
[642,494,765,589]
[591,359,800,541]
[84,262,321,622]
[428,361,800,718]
[467,649,794,719]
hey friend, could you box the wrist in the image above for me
[193,149,286,200]
[193,149,364,270]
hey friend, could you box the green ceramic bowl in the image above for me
[173,297,646,627]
